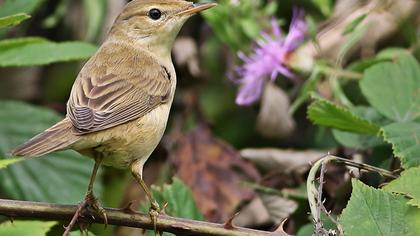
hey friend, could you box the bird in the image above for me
[10,0,217,233]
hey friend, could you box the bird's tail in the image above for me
[10,118,79,157]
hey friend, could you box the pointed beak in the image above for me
[177,2,217,16]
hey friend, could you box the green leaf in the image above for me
[240,18,261,39]
[150,177,204,220]
[0,101,102,203]
[406,207,420,236]
[0,158,22,169]
[0,13,30,29]
[0,41,97,67]
[360,55,420,122]
[307,98,380,135]
[143,177,204,236]
[332,130,384,149]
[377,47,410,60]
[382,122,420,168]
[343,14,367,35]
[0,221,57,236]
[0,37,47,51]
[340,179,409,236]
[383,167,420,207]
[83,0,107,41]
[0,0,45,17]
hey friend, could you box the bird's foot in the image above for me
[148,201,168,236]
[63,193,107,236]
[84,192,108,227]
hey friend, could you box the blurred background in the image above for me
[0,0,419,235]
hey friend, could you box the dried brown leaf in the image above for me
[241,148,327,174]
[170,125,260,222]
[256,83,295,139]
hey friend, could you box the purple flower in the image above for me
[233,9,307,106]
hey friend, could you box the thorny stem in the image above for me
[0,199,289,236]
[307,155,398,235]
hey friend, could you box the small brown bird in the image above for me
[11,0,216,232]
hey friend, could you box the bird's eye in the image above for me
[148,8,162,20]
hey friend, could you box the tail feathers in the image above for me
[11,118,79,157]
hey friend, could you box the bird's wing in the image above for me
[67,43,172,134]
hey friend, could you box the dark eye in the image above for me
[148,8,162,20]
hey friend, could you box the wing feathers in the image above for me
[67,43,172,134]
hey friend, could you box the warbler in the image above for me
[11,0,216,231]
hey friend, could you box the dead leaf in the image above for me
[259,193,298,225]
[169,125,260,222]
[173,37,201,77]
[241,148,328,174]
[256,83,295,139]
[234,197,271,228]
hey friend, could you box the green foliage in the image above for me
[0,14,30,29]
[142,177,204,236]
[342,14,367,35]
[340,180,410,236]
[307,97,380,135]
[0,0,45,17]
[200,0,277,51]
[0,158,22,169]
[383,167,420,207]
[0,41,97,67]
[382,122,420,168]
[0,221,57,236]
[308,55,420,168]
[360,55,420,122]
[148,177,204,220]
[0,101,102,203]
[83,0,107,41]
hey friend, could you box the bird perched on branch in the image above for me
[11,0,216,234]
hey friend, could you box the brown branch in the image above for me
[0,199,287,236]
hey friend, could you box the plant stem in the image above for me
[0,199,285,236]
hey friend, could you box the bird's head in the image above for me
[110,0,216,56]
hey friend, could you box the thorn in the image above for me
[160,202,169,215]
[122,201,138,214]
[223,212,240,230]
[8,216,14,224]
[271,219,291,236]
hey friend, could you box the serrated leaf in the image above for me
[360,55,420,122]
[0,0,45,17]
[0,158,22,169]
[381,122,420,168]
[0,41,97,67]
[0,13,30,29]
[332,107,387,149]
[0,101,102,203]
[149,177,204,220]
[383,167,420,207]
[343,14,367,35]
[340,179,409,236]
[143,177,204,236]
[0,221,57,236]
[307,98,380,135]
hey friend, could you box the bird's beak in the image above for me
[177,2,217,16]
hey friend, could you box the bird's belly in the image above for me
[77,104,171,169]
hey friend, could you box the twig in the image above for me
[0,199,280,236]
[306,154,398,236]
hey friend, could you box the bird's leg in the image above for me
[131,159,161,234]
[83,158,108,225]
[63,158,107,236]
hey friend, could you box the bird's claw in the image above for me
[84,192,108,228]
